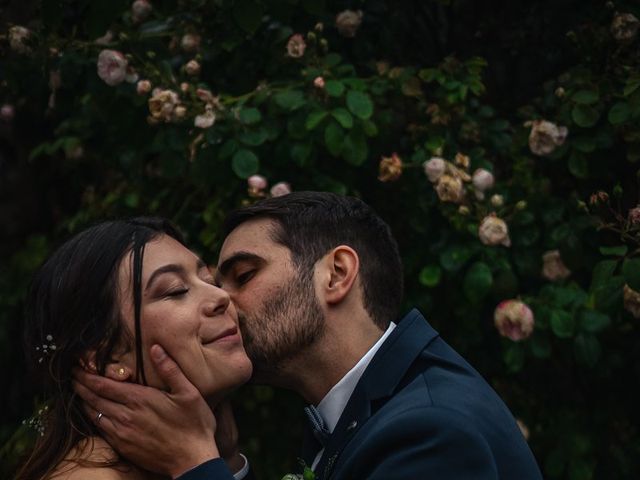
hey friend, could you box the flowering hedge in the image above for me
[1,0,640,478]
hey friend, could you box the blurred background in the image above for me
[1,0,640,478]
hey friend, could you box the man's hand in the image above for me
[73,345,219,479]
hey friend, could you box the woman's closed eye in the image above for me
[164,285,189,297]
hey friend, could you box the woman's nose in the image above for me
[203,286,231,316]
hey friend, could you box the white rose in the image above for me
[194,109,215,128]
[479,214,511,247]
[527,120,568,156]
[97,49,128,86]
[9,26,32,54]
[335,10,363,38]
[423,157,446,183]
[270,182,292,197]
[541,250,571,281]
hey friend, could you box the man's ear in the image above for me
[80,350,133,382]
[320,245,360,305]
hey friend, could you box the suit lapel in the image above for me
[313,310,439,479]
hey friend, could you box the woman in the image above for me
[15,217,253,479]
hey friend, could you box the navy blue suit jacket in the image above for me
[307,309,543,480]
[180,309,542,480]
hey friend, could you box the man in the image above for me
[75,191,543,479]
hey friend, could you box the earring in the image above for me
[117,367,126,376]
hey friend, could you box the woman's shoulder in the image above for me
[48,436,162,480]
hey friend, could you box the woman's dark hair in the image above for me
[15,217,185,480]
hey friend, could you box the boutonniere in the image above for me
[281,460,315,480]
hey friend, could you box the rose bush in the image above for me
[1,1,639,478]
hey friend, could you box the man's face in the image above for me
[216,218,324,380]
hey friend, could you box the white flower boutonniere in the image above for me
[281,460,315,480]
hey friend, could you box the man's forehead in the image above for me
[221,218,278,252]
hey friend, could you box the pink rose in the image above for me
[527,120,568,156]
[541,250,571,281]
[335,10,363,38]
[132,0,152,23]
[479,214,511,247]
[286,34,306,58]
[136,79,152,95]
[313,76,325,89]
[1,104,15,121]
[270,182,292,197]
[494,300,535,341]
[248,175,268,190]
[97,49,128,86]
[423,157,446,183]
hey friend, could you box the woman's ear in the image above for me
[80,350,133,382]
[321,245,360,305]
[104,363,133,382]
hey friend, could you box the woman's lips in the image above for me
[204,326,240,344]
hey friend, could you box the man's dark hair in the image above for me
[223,191,403,329]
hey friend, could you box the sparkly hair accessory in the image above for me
[22,405,49,436]
[35,334,57,364]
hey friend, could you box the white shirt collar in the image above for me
[316,322,397,433]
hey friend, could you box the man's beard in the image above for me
[238,271,324,382]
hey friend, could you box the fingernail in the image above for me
[151,345,167,361]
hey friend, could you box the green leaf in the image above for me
[572,89,599,105]
[579,310,611,333]
[574,333,601,368]
[463,262,493,303]
[346,90,374,120]
[591,260,617,289]
[419,265,442,287]
[219,139,238,159]
[622,258,640,290]
[599,245,628,256]
[325,80,345,97]
[274,90,305,111]
[324,122,344,156]
[239,107,262,125]
[305,111,328,130]
[291,143,313,166]
[232,0,265,34]
[503,343,524,373]
[362,120,378,137]
[238,129,269,146]
[231,149,259,178]
[593,275,625,312]
[530,335,551,359]
[572,105,600,128]
[572,136,596,153]
[331,108,354,129]
[439,245,474,272]
[623,77,640,97]
[568,152,588,178]
[342,131,368,165]
[608,102,631,125]
[550,309,575,338]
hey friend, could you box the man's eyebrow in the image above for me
[216,252,264,280]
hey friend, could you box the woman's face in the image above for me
[117,234,252,402]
